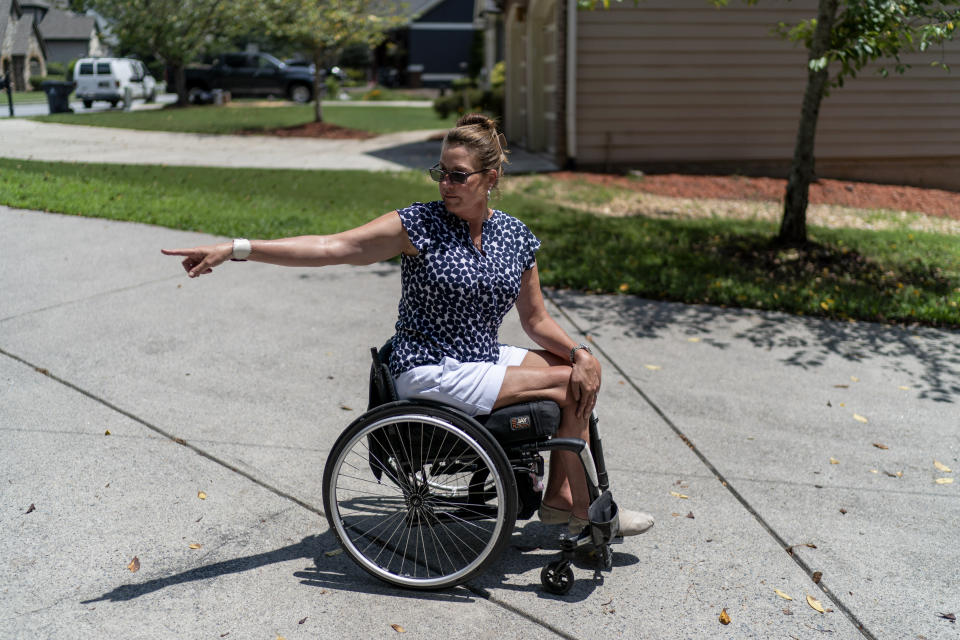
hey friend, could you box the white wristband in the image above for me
[232,238,252,260]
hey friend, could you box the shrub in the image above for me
[326,76,341,99]
[433,84,504,120]
[29,75,48,90]
[344,68,366,86]
[46,62,66,78]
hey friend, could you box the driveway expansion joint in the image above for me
[0,345,325,519]
[544,290,878,640]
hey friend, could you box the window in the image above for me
[79,62,94,75]
[223,54,248,68]
[96,62,111,74]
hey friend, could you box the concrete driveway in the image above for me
[1,119,958,639]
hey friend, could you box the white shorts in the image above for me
[395,345,529,417]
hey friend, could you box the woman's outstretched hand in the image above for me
[161,242,233,278]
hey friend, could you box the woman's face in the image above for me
[437,144,497,220]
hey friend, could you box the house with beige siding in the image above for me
[496,0,960,190]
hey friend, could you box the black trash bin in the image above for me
[41,80,76,114]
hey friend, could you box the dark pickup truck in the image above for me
[185,52,316,103]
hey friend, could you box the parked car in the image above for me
[283,59,349,82]
[185,53,317,104]
[74,58,157,109]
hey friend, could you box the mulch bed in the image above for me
[241,121,376,139]
[551,171,960,221]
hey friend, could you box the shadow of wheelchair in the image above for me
[466,520,642,602]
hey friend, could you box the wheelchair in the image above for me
[322,341,624,594]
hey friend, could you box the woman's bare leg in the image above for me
[495,351,591,520]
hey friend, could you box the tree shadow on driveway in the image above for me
[548,290,960,403]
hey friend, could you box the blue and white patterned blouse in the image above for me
[389,200,541,377]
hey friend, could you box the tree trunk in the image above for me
[173,64,188,107]
[779,0,839,246]
[313,49,324,122]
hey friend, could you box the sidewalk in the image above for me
[0,118,558,173]
[2,203,958,639]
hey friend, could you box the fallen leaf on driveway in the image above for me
[938,612,956,622]
[850,376,859,382]
[829,458,839,465]
[197,491,207,500]
[687,337,701,343]
[127,556,140,572]
[391,624,406,633]
[898,385,910,390]
[774,589,793,600]
[189,543,202,549]
[324,549,343,557]
[719,609,731,625]
[812,571,822,584]
[807,594,825,613]
[25,504,35,514]
[853,414,868,423]
[872,443,888,450]
[644,364,662,371]
[934,460,952,473]
[670,491,689,499]
[936,478,954,485]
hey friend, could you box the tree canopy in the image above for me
[258,0,404,122]
[85,0,248,105]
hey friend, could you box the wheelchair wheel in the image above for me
[323,403,518,590]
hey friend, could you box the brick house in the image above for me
[496,0,960,190]
[21,0,105,64]
[1,0,47,90]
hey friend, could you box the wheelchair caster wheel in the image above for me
[541,561,574,595]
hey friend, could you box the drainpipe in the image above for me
[566,0,577,165]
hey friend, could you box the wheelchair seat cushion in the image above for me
[476,400,561,445]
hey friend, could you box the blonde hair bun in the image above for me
[456,113,497,131]
[445,113,510,178]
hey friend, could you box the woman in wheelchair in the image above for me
[163,113,652,588]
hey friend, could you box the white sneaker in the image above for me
[568,509,655,536]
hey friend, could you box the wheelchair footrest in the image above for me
[587,490,619,546]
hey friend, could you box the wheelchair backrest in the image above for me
[368,340,399,410]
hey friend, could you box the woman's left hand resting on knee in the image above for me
[161,212,417,278]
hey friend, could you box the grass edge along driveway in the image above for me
[30,103,458,136]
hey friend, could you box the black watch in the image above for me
[570,343,593,363]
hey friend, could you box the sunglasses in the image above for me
[429,163,487,185]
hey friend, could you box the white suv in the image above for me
[74,58,157,109]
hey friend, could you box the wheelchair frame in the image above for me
[321,343,623,594]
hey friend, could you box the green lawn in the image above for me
[4,91,47,105]
[30,104,457,135]
[1,157,957,326]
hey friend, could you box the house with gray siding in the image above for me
[497,0,960,191]
[395,0,478,87]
